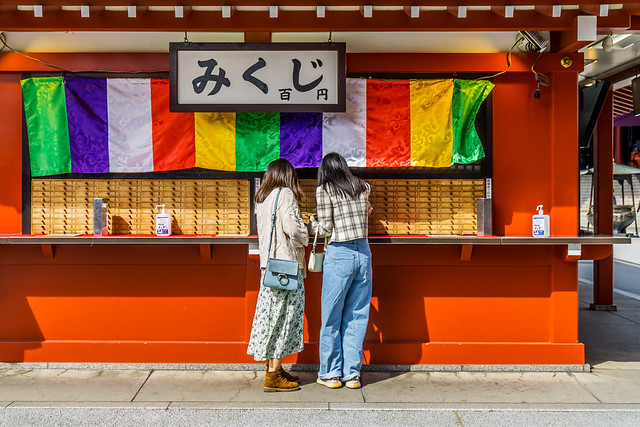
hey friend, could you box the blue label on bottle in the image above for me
[157,219,170,236]
[533,218,546,236]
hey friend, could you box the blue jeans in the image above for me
[318,238,372,382]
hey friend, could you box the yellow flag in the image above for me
[194,112,236,171]
[410,79,454,167]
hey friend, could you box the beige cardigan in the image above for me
[256,187,309,277]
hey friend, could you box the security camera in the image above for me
[602,35,614,53]
[518,31,549,52]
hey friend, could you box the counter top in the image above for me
[369,236,630,245]
[0,235,631,245]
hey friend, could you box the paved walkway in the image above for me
[0,262,639,425]
[615,236,640,266]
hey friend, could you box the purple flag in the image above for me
[64,77,109,173]
[280,112,322,168]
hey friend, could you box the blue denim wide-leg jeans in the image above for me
[318,238,373,382]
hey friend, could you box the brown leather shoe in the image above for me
[264,368,300,392]
[264,363,299,382]
[280,368,300,382]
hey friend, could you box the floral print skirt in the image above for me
[247,270,305,361]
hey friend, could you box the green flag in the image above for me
[235,112,280,172]
[452,79,494,165]
[21,76,71,176]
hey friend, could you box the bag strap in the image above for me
[265,187,283,259]
[311,229,319,252]
[311,229,329,254]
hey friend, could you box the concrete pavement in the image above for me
[0,257,639,425]
[614,236,640,266]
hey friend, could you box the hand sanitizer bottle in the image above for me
[532,205,550,238]
[155,204,171,236]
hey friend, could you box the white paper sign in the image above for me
[170,42,345,112]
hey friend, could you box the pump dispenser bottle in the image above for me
[155,204,171,236]
[532,205,550,238]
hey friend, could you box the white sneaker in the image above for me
[316,377,343,389]
[345,377,361,389]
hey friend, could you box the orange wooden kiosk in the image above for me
[0,1,634,366]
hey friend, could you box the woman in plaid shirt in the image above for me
[310,152,373,390]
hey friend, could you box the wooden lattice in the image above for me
[31,179,250,235]
[31,178,483,236]
[298,178,484,236]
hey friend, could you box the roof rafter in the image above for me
[1,1,639,6]
[0,8,633,33]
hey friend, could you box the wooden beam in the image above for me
[535,5,555,17]
[346,52,583,74]
[2,1,640,7]
[41,244,55,260]
[447,6,467,19]
[244,32,271,43]
[0,51,584,74]
[199,244,211,260]
[0,52,170,72]
[580,244,613,260]
[604,62,640,84]
[578,5,600,16]
[597,11,633,34]
[460,244,473,261]
[593,89,614,237]
[592,255,616,310]
[591,88,616,310]
[0,9,604,32]
[552,18,592,54]
[403,6,419,19]
[491,5,515,18]
[563,244,581,262]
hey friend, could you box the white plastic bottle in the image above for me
[155,204,171,236]
[532,204,550,238]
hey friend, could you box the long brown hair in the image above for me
[254,158,304,204]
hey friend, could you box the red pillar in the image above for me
[0,73,23,233]
[614,126,624,164]
[591,88,616,311]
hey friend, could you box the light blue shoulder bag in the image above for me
[262,188,299,291]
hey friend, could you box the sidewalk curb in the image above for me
[0,363,591,373]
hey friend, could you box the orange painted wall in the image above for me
[0,52,583,364]
[0,243,581,364]
[492,71,579,236]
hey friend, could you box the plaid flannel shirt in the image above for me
[312,183,372,243]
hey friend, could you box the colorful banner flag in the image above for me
[150,78,196,172]
[280,112,323,168]
[194,112,236,171]
[21,76,72,176]
[21,76,493,177]
[452,79,494,164]
[366,79,411,167]
[64,76,109,173]
[323,78,367,167]
[106,79,154,173]
[236,112,280,172]
[410,79,455,168]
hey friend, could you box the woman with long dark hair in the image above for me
[310,152,373,390]
[248,158,309,392]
